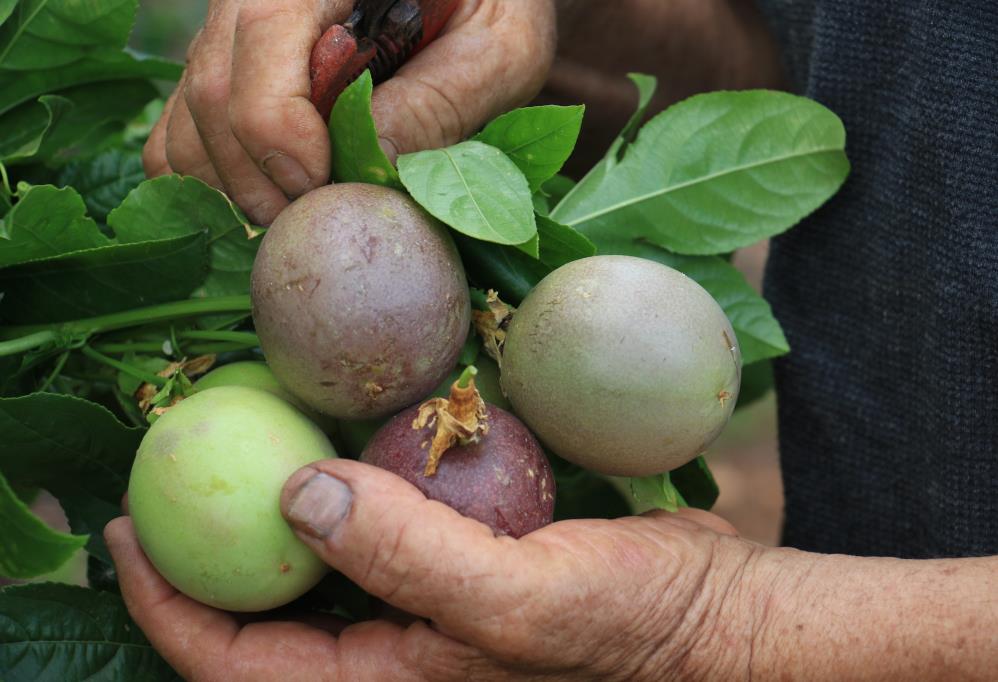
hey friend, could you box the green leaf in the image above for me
[399,140,537,246]
[0,0,138,70]
[595,239,789,365]
[474,105,584,191]
[0,393,144,497]
[328,70,400,187]
[0,93,72,162]
[0,393,145,565]
[0,232,208,323]
[554,471,631,521]
[0,50,180,118]
[669,456,720,511]
[0,583,179,681]
[0,0,17,26]
[551,74,656,217]
[29,79,158,165]
[455,233,548,304]
[57,149,145,223]
[0,184,107,268]
[536,174,576,217]
[736,359,774,410]
[630,473,686,513]
[536,215,596,270]
[59,491,120,565]
[0,469,87,579]
[107,174,251,242]
[607,73,658,162]
[108,174,263,302]
[551,90,850,255]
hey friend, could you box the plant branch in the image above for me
[0,331,58,357]
[0,296,252,342]
[80,346,167,387]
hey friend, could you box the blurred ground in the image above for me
[711,242,783,546]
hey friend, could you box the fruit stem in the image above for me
[413,366,489,476]
[456,365,478,389]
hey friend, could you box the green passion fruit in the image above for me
[501,255,741,477]
[128,386,335,612]
[251,183,471,420]
[194,361,336,433]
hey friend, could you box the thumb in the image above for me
[371,0,555,160]
[280,459,549,644]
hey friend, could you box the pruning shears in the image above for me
[309,0,460,120]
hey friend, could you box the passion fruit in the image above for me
[251,183,471,420]
[128,386,335,611]
[501,255,741,477]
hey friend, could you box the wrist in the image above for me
[643,533,784,681]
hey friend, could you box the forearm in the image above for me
[745,547,998,680]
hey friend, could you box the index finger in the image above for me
[105,516,483,681]
[105,517,240,681]
[228,0,353,195]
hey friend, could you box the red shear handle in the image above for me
[413,0,460,51]
[309,24,378,121]
[308,0,460,121]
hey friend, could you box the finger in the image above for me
[165,78,225,189]
[107,516,484,681]
[143,86,179,178]
[183,2,292,225]
[371,0,556,159]
[280,460,556,648]
[105,516,240,681]
[228,0,352,197]
[674,507,740,537]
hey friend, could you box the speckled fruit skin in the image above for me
[251,183,471,420]
[194,361,337,433]
[338,356,509,457]
[501,255,741,477]
[361,405,555,538]
[128,386,335,612]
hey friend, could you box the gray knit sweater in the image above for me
[757,1,998,557]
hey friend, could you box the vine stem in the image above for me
[0,161,11,196]
[0,331,58,357]
[80,346,167,387]
[0,296,252,348]
[37,351,70,392]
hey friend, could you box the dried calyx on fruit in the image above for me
[413,366,488,476]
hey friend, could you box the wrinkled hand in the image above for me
[106,459,768,681]
[144,0,555,225]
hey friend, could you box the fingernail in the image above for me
[262,152,313,198]
[286,471,352,539]
[378,137,400,164]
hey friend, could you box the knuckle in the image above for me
[184,69,230,113]
[236,1,301,33]
[358,513,416,599]
[228,99,317,152]
[237,190,287,225]
[141,137,169,177]
[392,77,466,148]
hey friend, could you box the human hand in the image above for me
[144,0,555,225]
[106,458,771,681]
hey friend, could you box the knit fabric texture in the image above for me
[756,1,998,558]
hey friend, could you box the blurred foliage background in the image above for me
[17,0,785,592]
